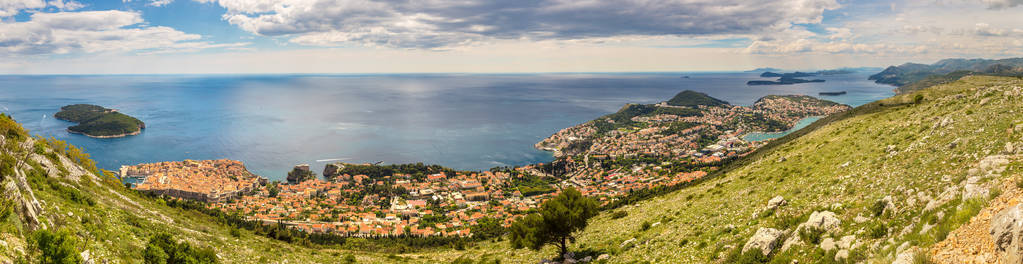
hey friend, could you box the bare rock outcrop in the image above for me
[743,228,785,256]
[991,203,1023,263]
[766,196,787,212]
[802,211,841,233]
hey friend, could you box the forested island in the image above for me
[54,104,145,138]
[748,71,826,85]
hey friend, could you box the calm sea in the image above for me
[0,72,893,181]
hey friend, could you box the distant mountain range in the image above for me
[870,58,1023,94]
[744,67,880,74]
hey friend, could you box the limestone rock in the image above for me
[803,211,841,233]
[925,186,960,212]
[892,249,916,264]
[919,223,935,235]
[780,233,802,253]
[742,228,784,256]
[766,196,787,211]
[990,204,1023,263]
[81,250,94,264]
[962,176,990,200]
[838,235,856,249]
[834,249,849,262]
[820,237,836,251]
[896,242,910,254]
[620,238,636,249]
[881,196,897,215]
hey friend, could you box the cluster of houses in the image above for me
[211,168,559,237]
[125,159,264,203]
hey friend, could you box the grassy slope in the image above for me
[412,76,1023,263]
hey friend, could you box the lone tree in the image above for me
[509,187,598,259]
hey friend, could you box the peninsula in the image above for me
[54,104,145,138]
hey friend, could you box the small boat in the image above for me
[819,91,847,96]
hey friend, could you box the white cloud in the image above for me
[982,0,1023,9]
[0,0,46,17]
[0,0,85,17]
[149,0,174,6]
[197,0,841,48]
[0,10,249,56]
[47,0,84,11]
[744,0,1023,60]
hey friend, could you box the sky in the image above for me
[0,0,1021,74]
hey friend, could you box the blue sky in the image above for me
[1,0,1021,73]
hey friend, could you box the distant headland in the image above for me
[54,104,145,138]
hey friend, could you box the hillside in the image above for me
[410,75,1023,263]
[54,104,145,138]
[869,58,1023,94]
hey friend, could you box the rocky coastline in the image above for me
[66,126,144,138]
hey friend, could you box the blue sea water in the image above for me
[743,116,825,142]
[0,72,893,181]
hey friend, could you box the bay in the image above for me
[0,72,893,180]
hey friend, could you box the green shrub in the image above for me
[990,186,1003,199]
[867,222,887,239]
[913,250,934,264]
[724,246,769,264]
[640,221,652,231]
[32,228,81,264]
[342,254,357,264]
[143,233,217,264]
[611,211,628,219]
[799,227,825,244]
[870,200,886,217]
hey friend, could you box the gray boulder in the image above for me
[766,196,787,211]
[881,196,897,215]
[991,204,1023,263]
[962,176,990,200]
[838,235,856,249]
[803,211,842,233]
[834,249,849,262]
[742,228,785,256]
[892,249,916,264]
[820,237,836,251]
